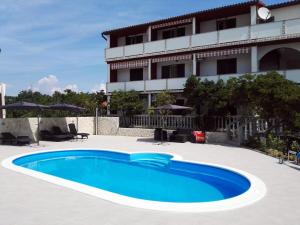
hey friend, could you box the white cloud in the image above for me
[32,74,79,94]
[91,83,106,93]
[38,74,58,86]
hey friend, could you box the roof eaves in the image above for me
[102,0,260,36]
[268,0,300,9]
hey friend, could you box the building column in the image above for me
[148,59,152,80]
[148,93,152,108]
[251,46,258,73]
[192,53,197,75]
[107,95,111,115]
[192,17,196,35]
[148,26,152,42]
[250,5,257,25]
[107,64,111,83]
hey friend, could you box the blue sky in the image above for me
[0,0,284,96]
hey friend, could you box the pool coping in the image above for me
[1,148,267,213]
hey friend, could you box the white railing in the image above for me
[107,77,188,93]
[107,69,300,93]
[120,115,198,129]
[105,18,300,60]
[214,116,282,143]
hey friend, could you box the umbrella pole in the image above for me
[76,114,79,131]
[37,116,40,146]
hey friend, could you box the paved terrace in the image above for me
[0,135,299,225]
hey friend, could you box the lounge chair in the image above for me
[169,129,193,143]
[40,130,73,142]
[154,128,168,141]
[52,126,74,139]
[68,123,89,139]
[1,132,30,145]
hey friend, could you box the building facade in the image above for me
[102,0,300,113]
[0,83,6,118]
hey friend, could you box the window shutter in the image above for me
[162,66,170,78]
[177,27,185,37]
[151,63,157,80]
[176,64,185,77]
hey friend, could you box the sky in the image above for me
[0,0,284,96]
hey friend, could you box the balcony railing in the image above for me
[107,69,300,93]
[105,18,300,61]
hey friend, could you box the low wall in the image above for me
[117,128,154,137]
[98,117,119,135]
[206,132,228,144]
[0,117,97,141]
[0,117,230,144]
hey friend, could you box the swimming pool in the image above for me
[2,149,266,212]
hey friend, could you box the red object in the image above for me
[192,131,206,143]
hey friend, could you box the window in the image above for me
[161,64,185,78]
[217,58,237,75]
[126,35,143,45]
[130,68,143,81]
[162,27,186,39]
[175,99,185,106]
[216,18,236,31]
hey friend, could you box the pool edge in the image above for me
[1,148,267,213]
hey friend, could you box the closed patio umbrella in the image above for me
[155,104,192,111]
[154,104,193,143]
[49,103,86,130]
[0,102,49,145]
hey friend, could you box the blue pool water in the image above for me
[13,150,251,203]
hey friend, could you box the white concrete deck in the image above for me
[0,135,299,225]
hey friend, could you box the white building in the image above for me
[102,0,300,112]
[0,83,6,118]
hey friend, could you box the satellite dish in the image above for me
[257,7,271,20]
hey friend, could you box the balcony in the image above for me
[105,18,300,61]
[107,77,188,93]
[107,69,300,93]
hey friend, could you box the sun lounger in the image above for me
[169,129,193,143]
[40,130,73,142]
[52,126,74,139]
[1,132,30,145]
[68,123,89,139]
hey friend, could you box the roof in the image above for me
[102,0,261,36]
[268,0,300,9]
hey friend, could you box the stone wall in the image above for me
[0,117,97,141]
[0,117,230,144]
[97,117,119,135]
[117,128,154,137]
[205,132,228,144]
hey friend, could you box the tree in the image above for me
[5,89,107,118]
[184,77,230,116]
[154,91,175,107]
[251,71,300,131]
[227,73,257,115]
[183,75,201,107]
[109,90,144,116]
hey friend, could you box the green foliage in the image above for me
[291,141,300,151]
[266,134,286,152]
[154,91,175,107]
[183,71,300,132]
[184,76,231,116]
[5,89,107,118]
[110,90,144,116]
[244,135,266,151]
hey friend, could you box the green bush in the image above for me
[266,134,285,152]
